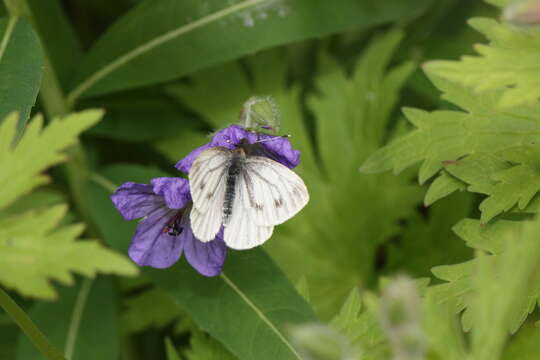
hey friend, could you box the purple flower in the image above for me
[176,124,300,173]
[111,177,226,277]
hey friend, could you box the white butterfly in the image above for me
[189,139,309,250]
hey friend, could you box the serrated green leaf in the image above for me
[0,110,103,210]
[16,278,121,360]
[424,170,467,206]
[330,288,388,360]
[0,16,43,132]
[430,218,540,337]
[0,205,137,299]
[441,148,540,223]
[469,217,540,360]
[422,290,468,360]
[0,188,66,218]
[360,72,540,187]
[67,0,434,100]
[427,17,540,108]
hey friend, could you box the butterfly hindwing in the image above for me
[224,175,274,249]
[240,156,309,227]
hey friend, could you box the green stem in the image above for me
[0,288,66,360]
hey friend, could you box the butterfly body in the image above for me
[223,148,245,225]
[189,141,309,250]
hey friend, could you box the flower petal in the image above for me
[111,182,163,220]
[176,124,300,172]
[128,207,184,268]
[151,177,191,209]
[183,215,227,277]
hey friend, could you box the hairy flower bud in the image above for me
[504,0,540,25]
[240,96,281,133]
[379,276,425,360]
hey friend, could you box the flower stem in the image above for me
[0,288,66,360]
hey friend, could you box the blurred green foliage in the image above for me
[1,0,540,359]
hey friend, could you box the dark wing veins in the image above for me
[199,165,229,200]
[242,164,287,212]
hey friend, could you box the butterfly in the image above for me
[189,138,309,250]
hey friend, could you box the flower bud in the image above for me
[240,96,281,133]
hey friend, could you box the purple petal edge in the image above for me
[111,182,162,221]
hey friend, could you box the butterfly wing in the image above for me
[239,156,309,227]
[189,147,231,242]
[224,174,274,249]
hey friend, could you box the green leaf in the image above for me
[502,323,540,360]
[468,217,540,360]
[422,290,468,360]
[86,164,318,360]
[0,16,43,132]
[67,0,434,100]
[183,329,237,360]
[427,17,540,108]
[16,277,122,360]
[430,218,540,337]
[165,338,182,360]
[25,0,82,86]
[424,170,467,206]
[0,110,103,210]
[360,74,540,184]
[330,288,388,360]
[0,205,137,299]
[485,0,511,8]
[123,287,183,333]
[85,89,200,141]
[441,147,540,223]
[0,188,66,218]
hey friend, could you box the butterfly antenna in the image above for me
[255,134,291,144]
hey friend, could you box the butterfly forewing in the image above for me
[240,156,309,227]
[189,147,231,241]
